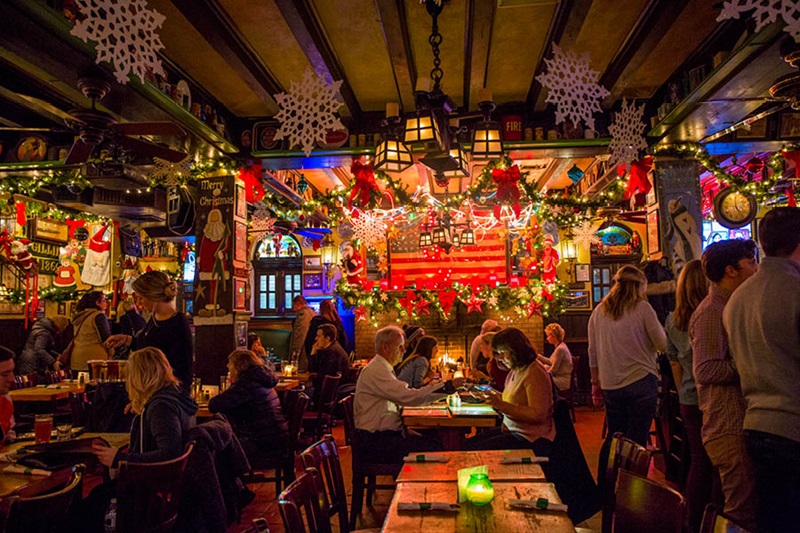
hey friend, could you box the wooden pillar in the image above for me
[654,158,703,274]
[193,174,251,384]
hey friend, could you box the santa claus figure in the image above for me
[340,240,364,287]
[540,236,560,284]
[197,208,230,316]
[81,226,111,286]
[10,239,36,272]
[53,257,77,288]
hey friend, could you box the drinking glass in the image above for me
[220,375,228,393]
[34,414,54,444]
[56,423,73,442]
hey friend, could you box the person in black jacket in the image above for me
[304,299,348,357]
[16,315,69,379]
[209,349,289,461]
[308,323,349,406]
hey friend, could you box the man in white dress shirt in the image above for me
[354,325,464,464]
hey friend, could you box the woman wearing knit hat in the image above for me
[401,325,425,359]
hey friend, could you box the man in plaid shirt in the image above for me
[689,239,758,531]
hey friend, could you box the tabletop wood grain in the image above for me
[9,382,84,402]
[396,450,546,483]
[383,481,573,532]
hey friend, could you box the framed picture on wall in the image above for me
[646,171,658,207]
[234,221,247,262]
[303,255,322,271]
[647,209,661,254]
[565,290,591,310]
[304,273,323,289]
[234,278,247,310]
[575,264,591,283]
[780,112,800,139]
[235,183,247,219]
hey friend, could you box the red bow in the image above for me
[237,164,265,203]
[491,165,522,218]
[399,290,417,314]
[438,289,457,315]
[65,219,85,239]
[624,156,653,200]
[14,201,26,228]
[348,159,379,212]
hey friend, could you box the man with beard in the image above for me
[198,208,231,317]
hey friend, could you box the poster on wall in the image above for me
[647,210,661,254]
[234,221,247,263]
[195,175,235,319]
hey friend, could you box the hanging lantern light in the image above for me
[431,225,447,245]
[374,139,413,172]
[297,173,309,194]
[567,164,585,184]
[418,230,433,248]
[471,89,504,160]
[460,225,475,245]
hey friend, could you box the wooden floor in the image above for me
[231,406,667,532]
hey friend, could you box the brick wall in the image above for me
[354,305,544,360]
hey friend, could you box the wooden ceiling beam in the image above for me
[375,0,416,114]
[463,0,495,112]
[169,0,283,105]
[600,0,691,99]
[275,0,362,120]
[526,0,593,111]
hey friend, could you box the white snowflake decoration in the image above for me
[274,68,344,157]
[608,98,648,168]
[350,212,386,248]
[146,156,190,186]
[71,0,166,85]
[717,0,800,41]
[250,201,275,233]
[573,220,600,248]
[537,44,609,130]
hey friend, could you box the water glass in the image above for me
[56,423,73,442]
[220,375,228,393]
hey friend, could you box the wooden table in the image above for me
[9,382,84,403]
[397,450,546,483]
[0,432,130,496]
[383,481,572,532]
[402,402,500,450]
[196,378,301,418]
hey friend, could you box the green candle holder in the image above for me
[465,472,494,506]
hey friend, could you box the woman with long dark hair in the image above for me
[304,299,348,356]
[395,336,438,388]
[589,265,667,460]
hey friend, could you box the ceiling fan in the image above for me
[0,77,187,165]
[700,38,800,143]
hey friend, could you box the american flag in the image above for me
[389,218,508,286]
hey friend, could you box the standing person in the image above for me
[16,315,69,379]
[588,265,666,464]
[537,323,573,391]
[66,291,111,372]
[469,320,500,375]
[690,239,759,531]
[665,259,716,532]
[105,271,193,389]
[354,325,463,465]
[0,346,17,445]
[724,207,800,533]
[304,299,348,359]
[395,336,438,389]
[290,295,315,372]
[209,349,288,462]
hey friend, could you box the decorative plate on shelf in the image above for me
[337,221,354,239]
[14,136,48,162]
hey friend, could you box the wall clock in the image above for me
[712,188,757,229]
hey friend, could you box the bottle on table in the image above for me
[104,498,117,532]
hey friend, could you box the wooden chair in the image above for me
[339,395,399,531]
[557,355,579,422]
[601,432,653,533]
[44,370,63,384]
[303,373,341,442]
[301,435,348,533]
[4,464,85,533]
[248,389,310,495]
[68,391,91,427]
[116,443,194,533]
[699,504,752,533]
[278,467,332,533]
[612,469,685,533]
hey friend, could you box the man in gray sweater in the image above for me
[724,207,800,533]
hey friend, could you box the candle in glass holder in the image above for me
[466,473,494,506]
[284,364,296,377]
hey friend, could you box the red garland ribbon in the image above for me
[15,201,26,228]
[624,156,653,199]
[491,165,522,218]
[348,159,380,213]
[237,164,265,203]
[438,289,457,315]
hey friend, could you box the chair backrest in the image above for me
[116,443,194,533]
[613,469,684,533]
[699,504,752,533]
[317,373,342,413]
[570,355,580,392]
[602,433,652,533]
[44,370,62,384]
[68,391,89,427]
[278,467,332,533]
[5,464,84,533]
[301,435,348,533]
[284,390,310,451]
[338,395,360,463]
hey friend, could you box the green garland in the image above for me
[7,286,84,305]
[0,169,91,196]
[653,143,784,201]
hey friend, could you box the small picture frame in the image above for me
[235,183,247,219]
[646,171,658,207]
[779,112,800,139]
[303,255,322,271]
[575,264,591,283]
[234,278,247,310]
[736,116,768,139]
[565,290,591,310]
[304,273,323,289]
[647,209,661,254]
[234,221,247,262]
[57,301,67,316]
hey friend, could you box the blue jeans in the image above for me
[598,374,658,490]
[745,429,800,533]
